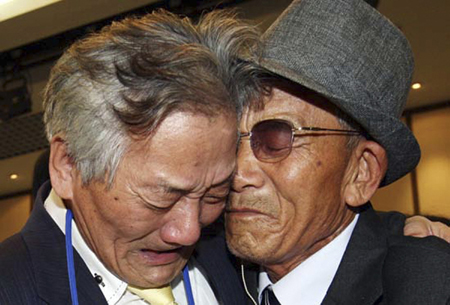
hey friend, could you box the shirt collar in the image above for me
[44,189,127,304]
[258,214,359,305]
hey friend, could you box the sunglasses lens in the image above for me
[251,120,293,161]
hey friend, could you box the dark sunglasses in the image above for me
[240,119,361,163]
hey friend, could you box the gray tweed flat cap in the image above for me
[258,0,420,186]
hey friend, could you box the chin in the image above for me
[125,258,188,288]
[226,232,276,265]
[127,269,182,288]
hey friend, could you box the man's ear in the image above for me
[49,136,75,200]
[344,140,388,207]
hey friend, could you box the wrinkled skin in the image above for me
[226,86,359,282]
[51,111,237,287]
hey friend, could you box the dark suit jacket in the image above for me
[244,204,450,304]
[0,182,247,305]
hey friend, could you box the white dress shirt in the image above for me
[44,189,219,305]
[258,215,359,305]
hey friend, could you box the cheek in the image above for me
[115,213,159,238]
[266,152,329,206]
[200,203,225,226]
[263,163,305,209]
[91,196,160,242]
[267,161,338,230]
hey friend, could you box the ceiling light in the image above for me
[0,0,14,6]
[411,83,422,90]
[0,0,63,22]
[9,174,18,180]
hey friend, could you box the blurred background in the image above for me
[1,0,450,241]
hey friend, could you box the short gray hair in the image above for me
[334,106,365,150]
[43,9,261,185]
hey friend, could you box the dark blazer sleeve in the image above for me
[383,235,450,304]
[325,205,450,305]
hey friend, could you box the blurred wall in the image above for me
[414,107,450,217]
[372,174,415,215]
[0,194,31,242]
[372,106,450,218]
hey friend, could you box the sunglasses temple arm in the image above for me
[298,127,360,134]
[239,132,251,138]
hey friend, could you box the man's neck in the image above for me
[258,215,359,305]
[264,212,357,282]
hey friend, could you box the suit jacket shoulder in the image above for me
[324,204,450,305]
[0,182,107,305]
[383,234,450,304]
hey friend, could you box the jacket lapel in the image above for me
[322,204,387,305]
[22,182,107,304]
[242,262,259,305]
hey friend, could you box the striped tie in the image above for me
[261,286,281,305]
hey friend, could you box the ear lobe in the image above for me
[49,136,75,200]
[344,141,387,207]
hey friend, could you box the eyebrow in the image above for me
[211,174,234,189]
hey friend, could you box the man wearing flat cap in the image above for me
[226,0,450,304]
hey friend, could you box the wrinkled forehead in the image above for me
[132,110,238,150]
[122,110,238,189]
[242,79,342,130]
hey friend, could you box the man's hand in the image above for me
[404,216,450,243]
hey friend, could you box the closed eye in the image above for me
[202,194,228,204]
[136,191,180,212]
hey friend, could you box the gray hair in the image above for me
[43,9,261,185]
[334,107,365,150]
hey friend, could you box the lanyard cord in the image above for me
[183,264,195,305]
[66,209,195,305]
[65,209,79,305]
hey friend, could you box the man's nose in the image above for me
[160,201,201,246]
[232,140,265,192]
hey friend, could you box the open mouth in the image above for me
[139,248,182,265]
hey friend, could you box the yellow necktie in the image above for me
[128,284,178,305]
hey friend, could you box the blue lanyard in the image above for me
[65,209,195,305]
[183,264,195,305]
[65,209,79,305]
